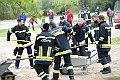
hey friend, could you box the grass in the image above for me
[112,37,120,45]
[105,76,120,80]
[0,29,8,37]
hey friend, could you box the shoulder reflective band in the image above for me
[103,63,110,68]
[53,70,59,73]
[94,27,99,30]
[55,50,72,56]
[67,66,73,70]
[37,36,55,40]
[101,44,111,48]
[53,31,65,36]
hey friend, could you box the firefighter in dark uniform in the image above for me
[7,18,33,69]
[72,19,94,57]
[59,16,71,27]
[50,25,75,80]
[79,8,85,19]
[34,23,59,80]
[85,10,92,29]
[97,15,111,74]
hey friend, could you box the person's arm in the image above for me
[34,35,39,57]
[71,13,73,21]
[7,27,15,41]
[86,27,94,42]
[72,27,77,46]
[25,27,31,41]
[99,24,106,42]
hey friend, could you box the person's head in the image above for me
[22,12,25,15]
[92,14,98,21]
[97,6,99,9]
[77,18,85,27]
[67,9,71,13]
[17,18,24,26]
[60,16,65,22]
[49,9,52,12]
[43,23,49,31]
[49,22,56,29]
[97,15,105,23]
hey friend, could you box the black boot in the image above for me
[52,73,59,80]
[102,67,111,74]
[69,75,75,80]
[42,76,49,80]
[100,68,105,72]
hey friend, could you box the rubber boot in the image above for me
[52,73,59,80]
[102,66,111,74]
[69,75,75,80]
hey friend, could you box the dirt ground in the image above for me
[0,27,120,80]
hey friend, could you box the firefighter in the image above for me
[59,16,71,27]
[72,19,94,57]
[97,15,111,74]
[34,23,59,80]
[50,25,75,80]
[7,18,33,69]
[79,8,85,19]
[85,9,92,30]
[91,14,99,44]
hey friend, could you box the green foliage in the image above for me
[0,0,118,20]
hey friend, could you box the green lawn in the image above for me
[0,29,8,37]
[112,37,120,45]
[105,77,120,80]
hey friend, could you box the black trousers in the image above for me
[53,53,74,79]
[72,46,87,56]
[68,21,72,26]
[15,46,33,68]
[34,60,52,80]
[97,50,111,65]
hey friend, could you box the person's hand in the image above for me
[91,42,96,44]
[74,45,77,48]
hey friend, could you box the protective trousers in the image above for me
[97,50,111,71]
[72,46,86,56]
[53,53,74,80]
[34,63,50,80]
[15,46,33,68]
